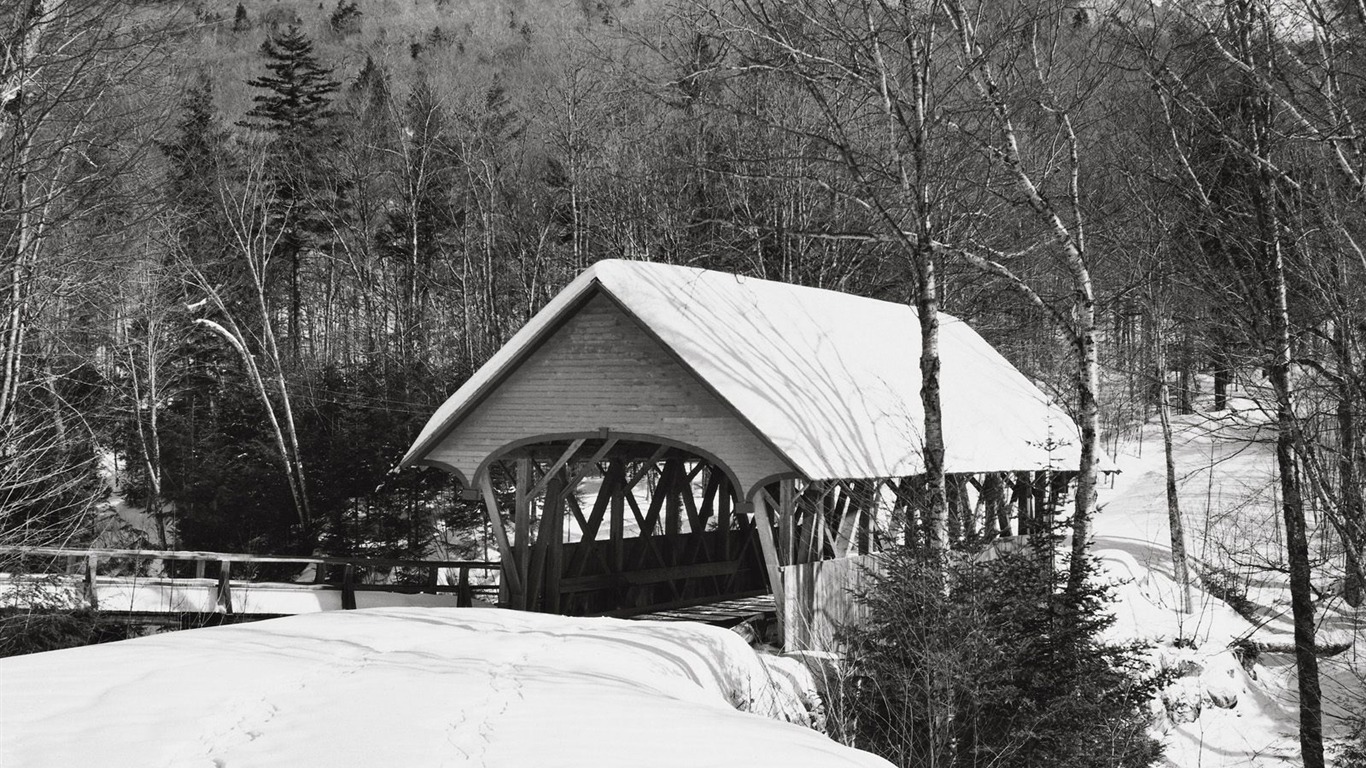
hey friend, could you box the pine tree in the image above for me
[241,26,339,141]
[839,542,1164,768]
[328,0,361,36]
[238,26,342,360]
[162,73,232,269]
[232,4,250,33]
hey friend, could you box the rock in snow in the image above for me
[0,608,892,768]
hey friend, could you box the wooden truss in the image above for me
[474,436,1079,640]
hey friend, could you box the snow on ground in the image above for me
[1092,389,1365,767]
[0,607,890,768]
[90,449,171,551]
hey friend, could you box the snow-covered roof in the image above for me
[402,259,1085,481]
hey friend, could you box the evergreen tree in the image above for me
[232,3,250,33]
[161,73,233,275]
[241,26,339,142]
[328,0,361,36]
[238,26,342,360]
[839,541,1164,768]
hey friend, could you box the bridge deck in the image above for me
[623,594,775,627]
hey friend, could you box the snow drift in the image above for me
[0,607,891,767]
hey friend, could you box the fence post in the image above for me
[84,554,99,610]
[342,564,356,610]
[216,559,233,615]
[457,566,472,607]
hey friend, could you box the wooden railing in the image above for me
[0,547,501,614]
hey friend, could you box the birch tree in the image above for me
[183,156,315,539]
[713,0,962,549]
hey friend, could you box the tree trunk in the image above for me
[1156,334,1192,613]
[1334,311,1364,606]
[1260,166,1323,768]
[1213,350,1231,411]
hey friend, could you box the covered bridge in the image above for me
[400,260,1085,649]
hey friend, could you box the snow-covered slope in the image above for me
[0,607,891,768]
[1093,398,1364,767]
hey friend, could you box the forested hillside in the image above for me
[3,1,1363,764]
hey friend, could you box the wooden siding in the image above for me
[780,553,883,652]
[426,292,795,496]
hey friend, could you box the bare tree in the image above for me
[183,155,314,537]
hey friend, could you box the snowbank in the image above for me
[0,607,891,767]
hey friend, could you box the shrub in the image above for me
[0,610,139,658]
[836,540,1164,768]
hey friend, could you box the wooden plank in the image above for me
[480,474,522,597]
[560,559,742,593]
[605,589,770,619]
[781,553,882,652]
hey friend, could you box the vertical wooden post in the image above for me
[664,459,682,538]
[341,563,356,610]
[857,486,871,555]
[779,479,795,566]
[1033,471,1049,532]
[217,559,234,614]
[547,473,565,614]
[945,476,962,548]
[457,566,473,608]
[749,494,787,646]
[716,476,732,559]
[195,559,207,580]
[832,484,854,557]
[1016,471,1032,536]
[514,458,531,610]
[84,554,99,610]
[527,473,564,612]
[610,460,625,574]
[958,476,977,545]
